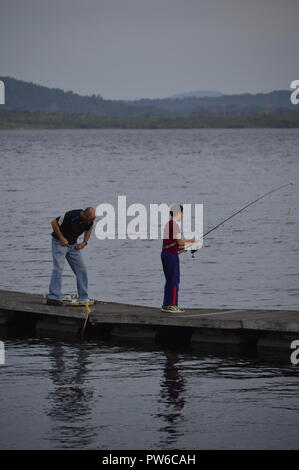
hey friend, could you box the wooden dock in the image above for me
[0,290,298,350]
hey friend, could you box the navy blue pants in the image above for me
[161,251,180,306]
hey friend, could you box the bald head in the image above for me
[85,207,96,217]
[81,207,96,223]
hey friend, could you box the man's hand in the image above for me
[75,242,86,250]
[60,237,69,246]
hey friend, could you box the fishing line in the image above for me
[189,182,294,257]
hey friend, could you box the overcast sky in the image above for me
[0,0,298,99]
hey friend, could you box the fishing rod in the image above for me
[187,182,293,257]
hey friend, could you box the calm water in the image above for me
[0,338,299,450]
[0,129,298,449]
[0,128,298,309]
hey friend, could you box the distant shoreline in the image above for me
[0,110,299,129]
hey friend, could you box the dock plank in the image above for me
[0,289,298,334]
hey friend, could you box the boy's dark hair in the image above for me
[170,203,183,218]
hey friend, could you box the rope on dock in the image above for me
[81,303,92,337]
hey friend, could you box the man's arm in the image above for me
[75,228,93,250]
[51,219,68,246]
[83,228,92,244]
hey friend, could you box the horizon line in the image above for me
[0,75,291,102]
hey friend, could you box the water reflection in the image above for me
[46,342,97,448]
[157,351,186,447]
[1,335,299,449]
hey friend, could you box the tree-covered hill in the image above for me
[0,76,295,118]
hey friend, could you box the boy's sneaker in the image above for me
[171,306,185,313]
[161,305,171,312]
[161,305,185,313]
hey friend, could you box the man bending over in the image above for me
[47,207,96,305]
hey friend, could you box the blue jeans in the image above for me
[48,237,88,300]
[161,251,180,306]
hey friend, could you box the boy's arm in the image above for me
[175,234,200,246]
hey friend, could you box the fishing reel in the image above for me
[179,247,198,258]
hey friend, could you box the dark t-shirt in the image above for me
[51,209,93,245]
[162,219,181,254]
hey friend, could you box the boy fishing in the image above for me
[161,204,199,313]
